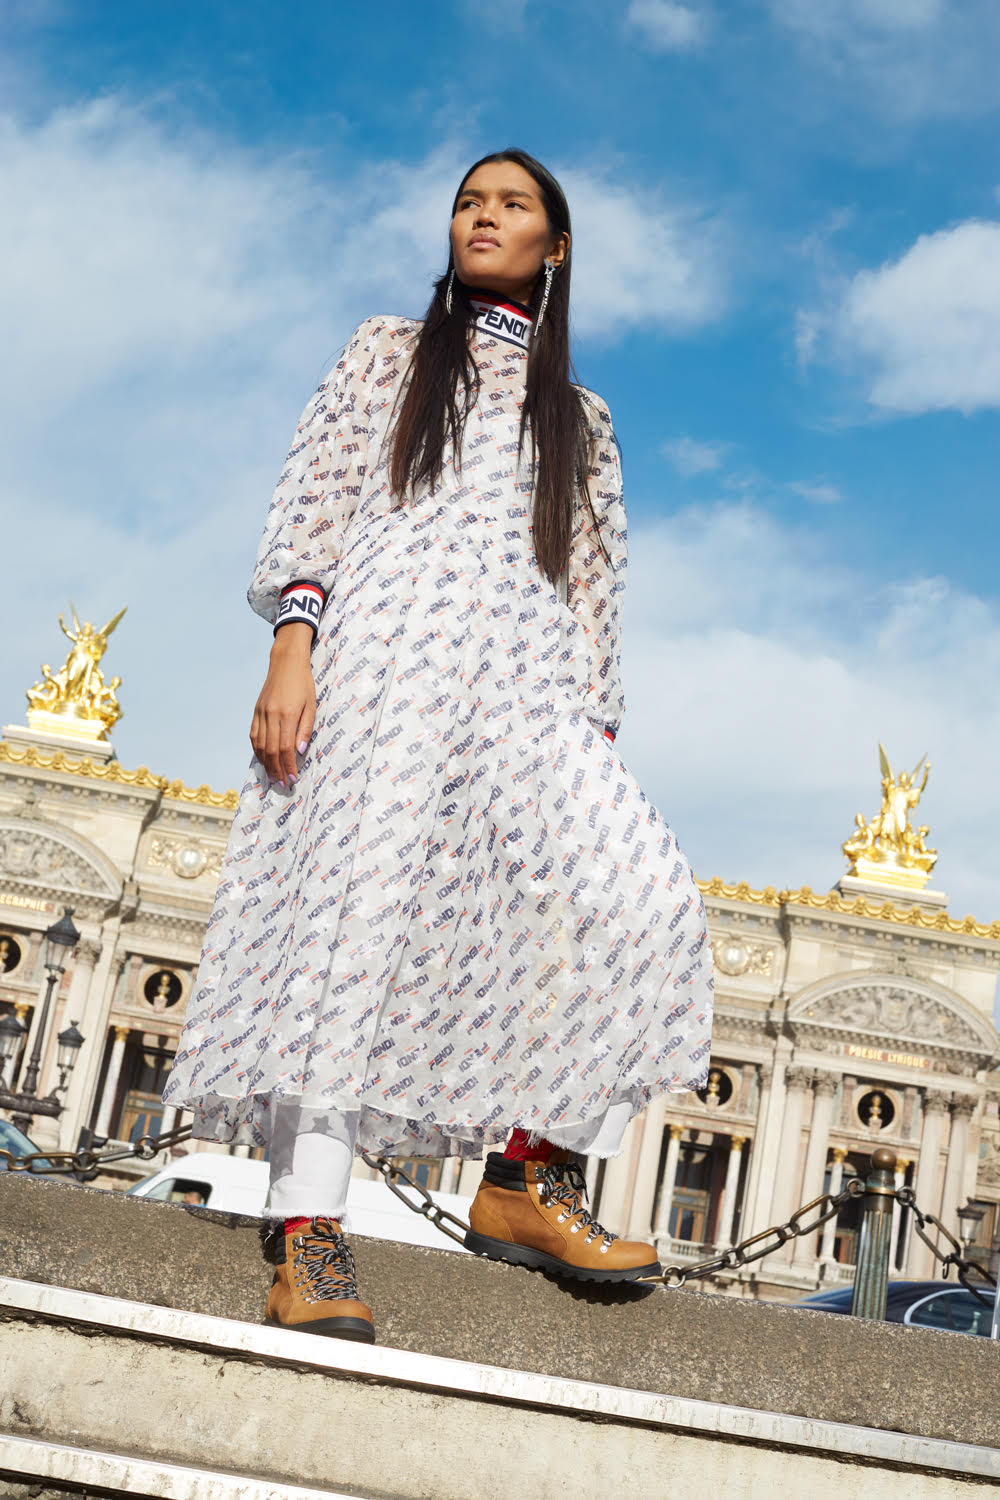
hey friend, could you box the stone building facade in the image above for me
[2,684,999,1300]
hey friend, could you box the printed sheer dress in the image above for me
[163,297,713,1156]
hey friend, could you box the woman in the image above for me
[163,149,713,1344]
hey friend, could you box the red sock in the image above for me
[283,1216,312,1235]
[503,1128,557,1162]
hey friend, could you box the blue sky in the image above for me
[2,0,1000,918]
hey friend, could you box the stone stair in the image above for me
[2,1173,1000,1498]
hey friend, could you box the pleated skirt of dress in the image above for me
[162,498,714,1156]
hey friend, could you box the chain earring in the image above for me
[445,268,455,315]
[536,259,555,333]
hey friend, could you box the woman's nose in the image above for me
[474,205,497,227]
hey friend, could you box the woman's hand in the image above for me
[250,623,316,787]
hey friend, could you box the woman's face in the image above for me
[450,160,567,307]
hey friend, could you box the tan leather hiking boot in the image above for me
[263,1217,375,1343]
[466,1151,661,1283]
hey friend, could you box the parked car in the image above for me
[0,1117,55,1174]
[797,1280,994,1337]
[127,1149,473,1252]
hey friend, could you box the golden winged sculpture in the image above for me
[26,602,127,742]
[842,743,938,891]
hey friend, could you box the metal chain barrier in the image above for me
[0,1124,197,1178]
[894,1185,996,1307]
[359,1150,471,1247]
[640,1178,866,1287]
[3,1127,997,1306]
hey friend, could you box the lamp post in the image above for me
[956,1199,985,1252]
[0,908,84,1135]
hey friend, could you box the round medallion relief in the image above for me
[0,934,23,974]
[858,1088,896,1132]
[143,969,183,1009]
[715,938,750,976]
[171,845,207,879]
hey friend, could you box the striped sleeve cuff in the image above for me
[274,580,326,637]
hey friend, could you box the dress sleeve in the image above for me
[566,397,627,741]
[248,317,383,629]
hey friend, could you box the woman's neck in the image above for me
[466,287,533,352]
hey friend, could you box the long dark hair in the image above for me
[388,148,591,584]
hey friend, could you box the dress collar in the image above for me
[467,288,533,352]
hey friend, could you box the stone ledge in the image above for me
[5,1278,999,1500]
[3,1172,1000,1450]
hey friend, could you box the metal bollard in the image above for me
[851,1147,897,1320]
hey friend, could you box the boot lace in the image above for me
[538,1160,616,1251]
[291,1217,360,1303]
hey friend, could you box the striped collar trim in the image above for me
[468,289,533,352]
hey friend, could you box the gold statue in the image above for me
[842,743,938,891]
[26,602,127,743]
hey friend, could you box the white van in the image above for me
[127,1150,473,1253]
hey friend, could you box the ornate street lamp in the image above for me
[956,1199,986,1250]
[55,1020,85,1090]
[0,908,85,1135]
[0,1010,26,1085]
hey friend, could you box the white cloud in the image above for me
[617,502,1000,922]
[788,480,841,504]
[773,0,943,37]
[769,0,1000,119]
[1,89,990,924]
[0,96,728,804]
[627,0,707,51]
[560,166,725,337]
[464,0,528,29]
[819,219,1000,413]
[664,437,728,475]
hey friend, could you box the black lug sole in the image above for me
[265,1314,376,1343]
[464,1229,660,1283]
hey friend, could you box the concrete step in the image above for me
[4,1275,1000,1499]
[4,1172,1000,1454]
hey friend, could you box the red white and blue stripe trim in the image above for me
[468,289,533,351]
[275,580,326,637]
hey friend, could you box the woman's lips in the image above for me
[468,237,500,249]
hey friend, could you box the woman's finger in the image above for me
[279,713,298,786]
[263,709,284,784]
[296,697,316,757]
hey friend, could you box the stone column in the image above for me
[94,1026,131,1140]
[456,1157,484,1197]
[438,1158,462,1195]
[653,1124,684,1240]
[8,1001,31,1088]
[597,1116,640,1236]
[627,1096,667,1238]
[939,1095,976,1239]
[769,1066,812,1228]
[908,1089,949,1277]
[74,947,126,1145]
[891,1156,912,1271]
[791,1073,839,1270]
[583,1154,600,1202]
[744,1060,789,1235]
[715,1135,746,1249]
[819,1147,848,1264]
[123,954,144,1007]
[48,939,101,1146]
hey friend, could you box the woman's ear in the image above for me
[548,231,570,270]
